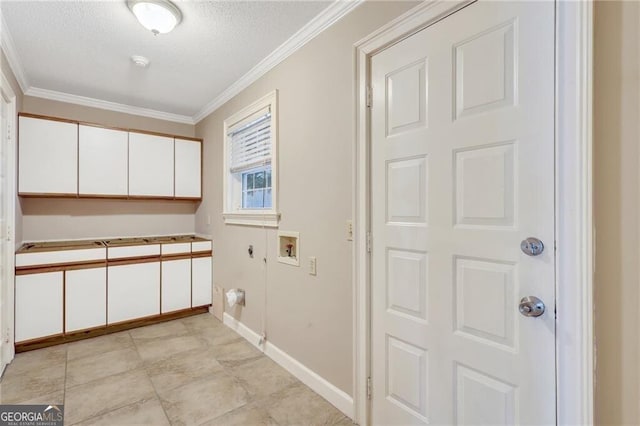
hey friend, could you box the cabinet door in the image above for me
[79,125,128,196]
[108,262,160,323]
[66,267,107,332]
[15,272,63,342]
[161,259,191,313]
[175,139,201,198]
[128,132,174,197]
[192,256,212,307]
[18,116,78,195]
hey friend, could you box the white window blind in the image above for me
[228,106,271,173]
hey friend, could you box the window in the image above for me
[242,167,272,209]
[223,90,279,227]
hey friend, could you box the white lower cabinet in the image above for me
[108,262,160,324]
[192,257,212,307]
[15,272,64,342]
[161,259,191,313]
[66,267,107,332]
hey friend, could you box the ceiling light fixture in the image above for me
[127,0,182,35]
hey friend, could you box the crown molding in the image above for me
[25,87,195,125]
[0,12,29,92]
[193,0,364,123]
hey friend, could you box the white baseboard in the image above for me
[223,313,354,419]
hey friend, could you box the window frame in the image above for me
[222,90,280,227]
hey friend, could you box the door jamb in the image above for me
[0,70,17,373]
[352,1,594,425]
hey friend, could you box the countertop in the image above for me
[17,235,209,253]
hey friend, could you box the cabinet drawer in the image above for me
[16,247,106,267]
[162,243,191,255]
[192,241,212,253]
[108,244,160,259]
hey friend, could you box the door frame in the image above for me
[352,1,594,425]
[0,69,17,373]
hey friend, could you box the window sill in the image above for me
[223,211,280,228]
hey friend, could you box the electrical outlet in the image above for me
[346,220,353,241]
[309,256,317,276]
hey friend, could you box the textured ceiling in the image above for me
[1,0,331,117]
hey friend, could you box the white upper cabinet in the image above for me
[128,132,174,197]
[78,125,128,196]
[19,115,78,195]
[174,138,202,198]
[18,114,202,200]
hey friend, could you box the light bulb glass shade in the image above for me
[128,0,182,34]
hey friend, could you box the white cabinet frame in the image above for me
[128,132,174,198]
[175,138,202,199]
[78,125,129,197]
[18,115,78,195]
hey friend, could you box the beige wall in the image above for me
[18,96,197,242]
[195,1,417,395]
[594,1,640,424]
[20,199,197,242]
[1,50,24,246]
[22,96,195,138]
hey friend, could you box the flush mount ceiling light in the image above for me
[127,0,182,35]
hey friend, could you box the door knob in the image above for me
[519,296,545,317]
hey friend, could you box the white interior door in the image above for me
[371,1,556,424]
[0,77,16,373]
[0,91,6,371]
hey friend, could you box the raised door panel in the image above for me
[66,267,107,332]
[161,259,191,313]
[78,125,128,196]
[192,256,212,307]
[128,132,174,197]
[18,116,78,194]
[107,262,160,323]
[15,272,63,342]
[175,139,201,198]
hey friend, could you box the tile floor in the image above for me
[0,314,352,425]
